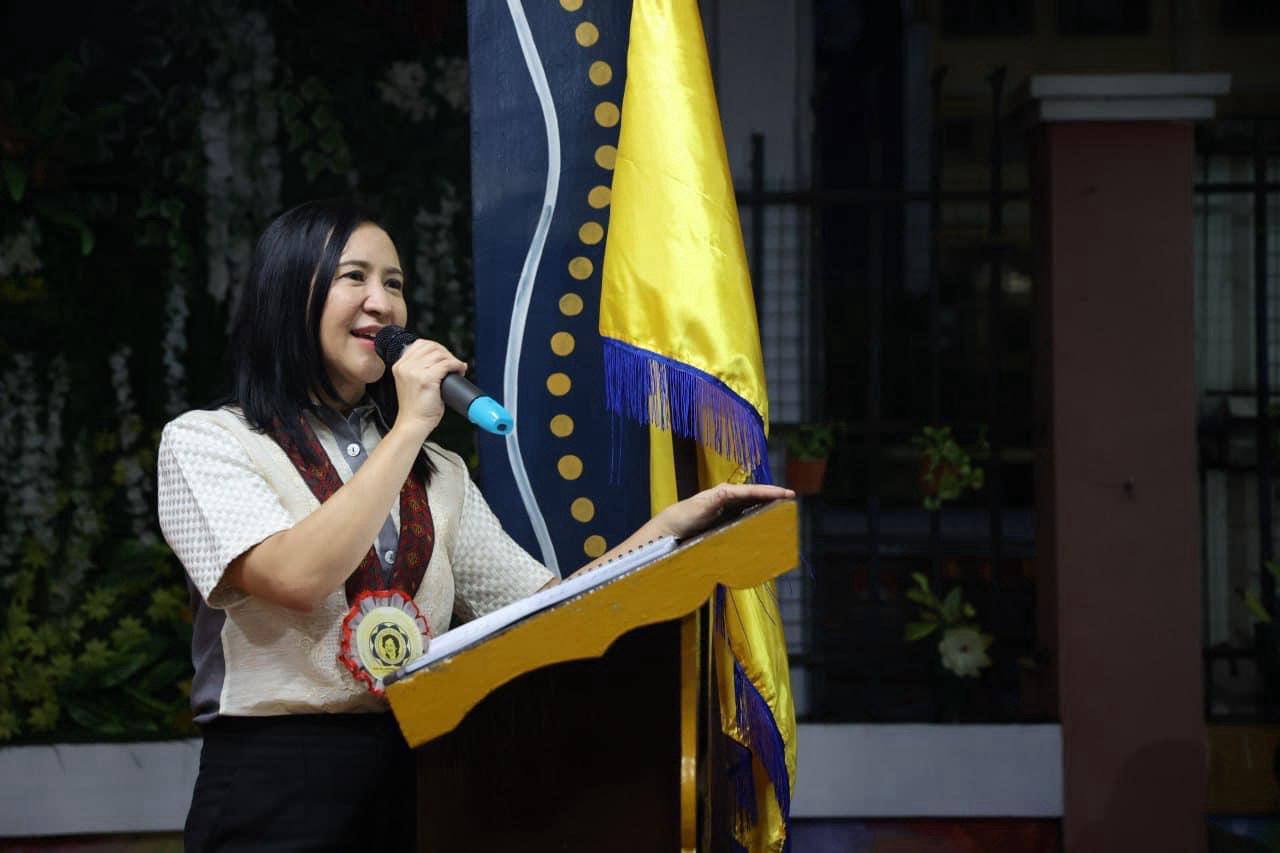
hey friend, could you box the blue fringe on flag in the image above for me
[733,656,792,851]
[605,335,790,847]
[602,338,772,483]
[716,588,793,851]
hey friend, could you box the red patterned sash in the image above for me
[267,414,435,604]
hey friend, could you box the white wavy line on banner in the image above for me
[502,0,561,576]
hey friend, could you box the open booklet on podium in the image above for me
[389,535,679,678]
[384,497,797,852]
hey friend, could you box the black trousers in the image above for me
[185,713,417,853]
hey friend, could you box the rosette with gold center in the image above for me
[339,589,431,696]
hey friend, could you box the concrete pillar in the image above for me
[1026,73,1229,853]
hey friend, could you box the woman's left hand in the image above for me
[651,483,795,540]
[559,483,795,582]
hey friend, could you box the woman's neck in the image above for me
[311,387,365,415]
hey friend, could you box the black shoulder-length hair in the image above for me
[228,198,433,480]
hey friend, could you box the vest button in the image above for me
[346,442,361,457]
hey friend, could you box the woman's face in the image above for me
[318,223,407,408]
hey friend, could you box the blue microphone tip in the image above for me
[466,397,514,436]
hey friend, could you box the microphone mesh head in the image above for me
[373,325,417,365]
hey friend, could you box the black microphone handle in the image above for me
[374,325,483,418]
[440,373,484,414]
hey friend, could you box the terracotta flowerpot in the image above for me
[786,457,827,495]
[919,457,960,497]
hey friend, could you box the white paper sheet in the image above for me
[393,535,678,679]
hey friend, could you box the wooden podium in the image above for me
[385,499,797,852]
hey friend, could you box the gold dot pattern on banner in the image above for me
[571,498,595,522]
[550,414,574,437]
[575,22,599,46]
[547,373,571,396]
[557,455,584,480]
[589,61,613,86]
[559,293,584,316]
[551,332,576,356]
[551,35,617,554]
[594,102,620,128]
[560,0,583,10]
[578,222,604,245]
[588,185,612,208]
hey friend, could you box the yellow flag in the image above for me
[650,428,797,851]
[600,0,768,475]
[601,1,796,848]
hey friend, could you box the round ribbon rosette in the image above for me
[340,589,431,696]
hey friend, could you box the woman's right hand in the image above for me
[390,338,469,437]
[230,339,465,611]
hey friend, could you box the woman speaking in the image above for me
[156,198,789,850]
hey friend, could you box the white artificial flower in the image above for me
[378,61,432,122]
[201,4,279,318]
[416,184,464,229]
[388,60,427,92]
[412,185,465,335]
[53,436,99,609]
[228,115,253,199]
[432,57,469,112]
[202,93,234,304]
[938,626,993,678]
[225,235,253,325]
[162,274,189,416]
[109,345,153,539]
[0,219,44,277]
[15,358,45,530]
[109,348,144,452]
[29,357,70,554]
[246,11,273,84]
[0,357,33,570]
[45,356,68,463]
[0,355,67,565]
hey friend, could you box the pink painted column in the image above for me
[1028,74,1229,853]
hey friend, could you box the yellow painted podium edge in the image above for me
[386,499,797,748]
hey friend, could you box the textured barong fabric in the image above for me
[156,407,553,722]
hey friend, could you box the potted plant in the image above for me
[904,572,993,721]
[775,423,835,496]
[913,426,989,511]
[1242,561,1280,717]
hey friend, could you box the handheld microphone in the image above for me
[373,326,514,436]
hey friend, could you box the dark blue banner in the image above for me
[467,0,647,576]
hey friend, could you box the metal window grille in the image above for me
[1057,0,1150,36]
[940,1,1034,37]
[1221,1,1280,33]
[740,67,1044,722]
[1198,119,1280,722]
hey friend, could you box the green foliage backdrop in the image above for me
[0,0,473,743]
